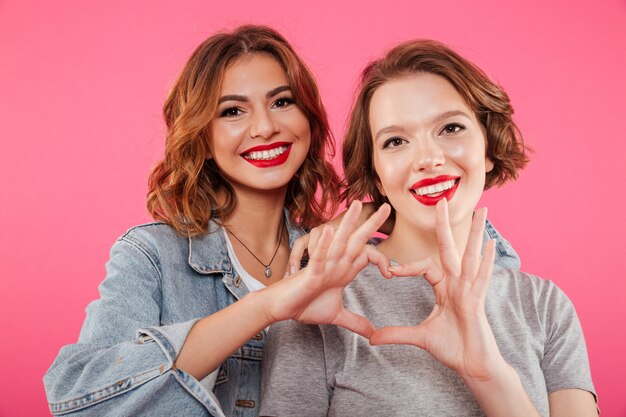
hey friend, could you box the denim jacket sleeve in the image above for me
[484,219,521,270]
[43,235,225,417]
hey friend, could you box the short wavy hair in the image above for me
[343,39,530,207]
[147,25,340,236]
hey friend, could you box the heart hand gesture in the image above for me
[263,201,391,338]
[369,199,504,381]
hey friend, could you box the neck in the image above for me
[378,213,473,268]
[221,186,287,243]
[218,185,290,284]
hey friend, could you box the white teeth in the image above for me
[244,145,288,161]
[416,179,456,196]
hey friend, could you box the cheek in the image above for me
[301,121,311,147]
[373,152,402,195]
[443,140,486,167]
[372,153,386,195]
[292,115,312,156]
[210,122,246,148]
[292,109,311,136]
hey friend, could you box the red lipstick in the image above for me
[241,142,292,168]
[410,175,460,206]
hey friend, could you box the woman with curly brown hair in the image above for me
[261,40,597,416]
[43,25,393,417]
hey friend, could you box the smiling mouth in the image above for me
[413,178,458,197]
[242,144,290,161]
[410,177,460,206]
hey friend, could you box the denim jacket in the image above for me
[44,216,519,417]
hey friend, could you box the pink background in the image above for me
[1,1,625,416]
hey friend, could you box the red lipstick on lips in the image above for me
[241,142,292,168]
[410,175,460,206]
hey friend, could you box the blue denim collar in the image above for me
[187,208,305,276]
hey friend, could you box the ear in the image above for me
[485,156,494,173]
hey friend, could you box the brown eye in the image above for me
[383,137,406,148]
[273,97,295,108]
[219,107,242,118]
[441,123,464,134]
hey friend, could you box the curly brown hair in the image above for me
[343,39,530,207]
[147,25,340,236]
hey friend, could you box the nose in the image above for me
[412,137,445,172]
[249,108,279,139]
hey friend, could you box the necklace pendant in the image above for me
[264,266,272,278]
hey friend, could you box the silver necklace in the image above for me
[224,217,285,278]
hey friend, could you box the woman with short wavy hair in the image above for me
[261,39,597,417]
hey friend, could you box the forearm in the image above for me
[464,362,541,417]
[175,290,272,380]
[44,326,219,415]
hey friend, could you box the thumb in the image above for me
[333,309,376,339]
[369,325,427,348]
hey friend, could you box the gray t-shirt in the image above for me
[260,265,596,417]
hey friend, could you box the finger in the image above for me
[472,238,496,300]
[435,199,460,275]
[286,234,310,276]
[306,225,334,276]
[461,207,488,281]
[326,201,363,257]
[364,245,391,278]
[378,209,395,235]
[342,203,391,259]
[307,225,323,250]
[353,203,391,244]
[348,245,391,279]
[369,325,426,348]
[388,258,444,287]
[333,309,376,338]
[298,227,324,273]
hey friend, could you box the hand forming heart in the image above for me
[263,201,392,338]
[369,198,504,382]
[266,197,503,382]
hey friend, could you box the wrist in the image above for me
[461,359,518,387]
[240,289,276,328]
[462,362,540,417]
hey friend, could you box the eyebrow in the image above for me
[217,85,292,104]
[433,110,471,123]
[374,125,404,141]
[374,110,472,141]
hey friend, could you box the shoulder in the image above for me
[108,222,190,271]
[490,267,566,299]
[489,267,577,323]
[119,222,184,247]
